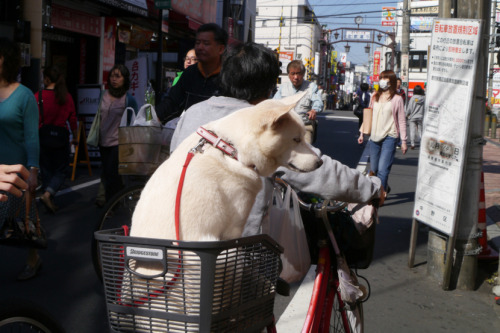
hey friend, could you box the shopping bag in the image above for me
[0,192,47,249]
[266,185,311,283]
[360,108,373,135]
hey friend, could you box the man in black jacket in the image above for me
[156,23,228,124]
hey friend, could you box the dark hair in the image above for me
[360,83,369,92]
[197,23,228,47]
[43,66,68,105]
[219,42,280,103]
[397,77,402,83]
[287,60,305,74]
[373,70,397,102]
[0,37,21,83]
[107,64,131,98]
[413,85,425,96]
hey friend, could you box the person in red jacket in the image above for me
[35,66,77,213]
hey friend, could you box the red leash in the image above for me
[175,151,195,240]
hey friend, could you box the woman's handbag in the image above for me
[0,192,47,249]
[38,89,69,149]
[360,108,373,135]
[263,185,311,283]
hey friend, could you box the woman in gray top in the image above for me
[405,85,426,149]
[171,42,384,236]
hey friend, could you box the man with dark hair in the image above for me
[170,42,384,237]
[273,60,323,143]
[155,23,228,125]
[396,77,406,105]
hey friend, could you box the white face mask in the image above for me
[379,80,390,90]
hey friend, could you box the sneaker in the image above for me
[17,257,42,281]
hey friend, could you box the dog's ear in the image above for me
[277,90,308,107]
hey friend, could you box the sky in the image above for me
[308,0,401,66]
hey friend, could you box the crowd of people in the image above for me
[2,21,428,282]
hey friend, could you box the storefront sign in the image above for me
[279,51,294,74]
[410,6,438,15]
[410,16,434,32]
[171,0,217,26]
[51,5,101,37]
[126,57,148,107]
[382,7,396,26]
[413,19,481,235]
[98,0,148,17]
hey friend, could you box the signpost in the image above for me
[410,18,482,288]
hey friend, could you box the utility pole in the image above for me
[487,1,498,111]
[428,0,491,290]
[401,0,410,96]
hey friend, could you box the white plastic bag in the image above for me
[133,103,162,127]
[119,107,137,127]
[266,185,311,283]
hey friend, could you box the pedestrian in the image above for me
[396,77,406,105]
[354,83,371,130]
[0,37,42,280]
[35,66,77,213]
[172,48,198,87]
[321,87,328,111]
[357,70,407,192]
[406,85,425,149]
[273,60,323,144]
[155,23,227,125]
[95,64,138,204]
[171,42,385,237]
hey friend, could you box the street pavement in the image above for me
[1,110,499,332]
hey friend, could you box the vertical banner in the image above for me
[413,19,481,235]
[279,51,294,74]
[373,51,381,82]
[102,17,116,86]
[126,57,148,108]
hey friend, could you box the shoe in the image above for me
[17,257,42,281]
[95,199,105,208]
[386,186,391,194]
[41,194,57,214]
[411,145,415,150]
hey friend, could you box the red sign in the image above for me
[102,17,116,85]
[373,51,381,82]
[51,5,101,37]
[171,0,217,25]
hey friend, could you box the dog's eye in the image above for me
[293,138,301,143]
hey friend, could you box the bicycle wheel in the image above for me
[0,299,64,333]
[328,278,363,333]
[91,184,144,280]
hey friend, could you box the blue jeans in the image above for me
[369,136,398,190]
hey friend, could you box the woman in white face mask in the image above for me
[357,70,407,194]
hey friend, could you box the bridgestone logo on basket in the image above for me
[126,246,164,260]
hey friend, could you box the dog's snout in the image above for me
[316,158,323,168]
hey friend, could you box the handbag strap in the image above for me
[24,192,42,236]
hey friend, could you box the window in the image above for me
[409,51,427,72]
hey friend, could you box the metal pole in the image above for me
[155,9,163,105]
[402,0,410,95]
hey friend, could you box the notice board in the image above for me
[413,18,481,235]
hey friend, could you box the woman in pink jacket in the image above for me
[358,70,407,192]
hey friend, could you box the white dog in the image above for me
[130,92,322,242]
[121,94,322,330]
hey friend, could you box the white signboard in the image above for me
[345,30,371,41]
[413,18,481,235]
[340,52,347,65]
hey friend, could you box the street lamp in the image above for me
[344,43,350,53]
[377,32,383,42]
[334,31,339,40]
[364,43,370,53]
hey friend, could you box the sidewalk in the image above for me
[483,138,500,252]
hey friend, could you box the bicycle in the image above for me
[94,176,375,333]
[0,298,65,333]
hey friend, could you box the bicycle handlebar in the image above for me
[273,177,347,214]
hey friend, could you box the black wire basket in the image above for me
[95,228,283,332]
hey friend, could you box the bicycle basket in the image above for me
[95,228,282,333]
[329,210,376,269]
